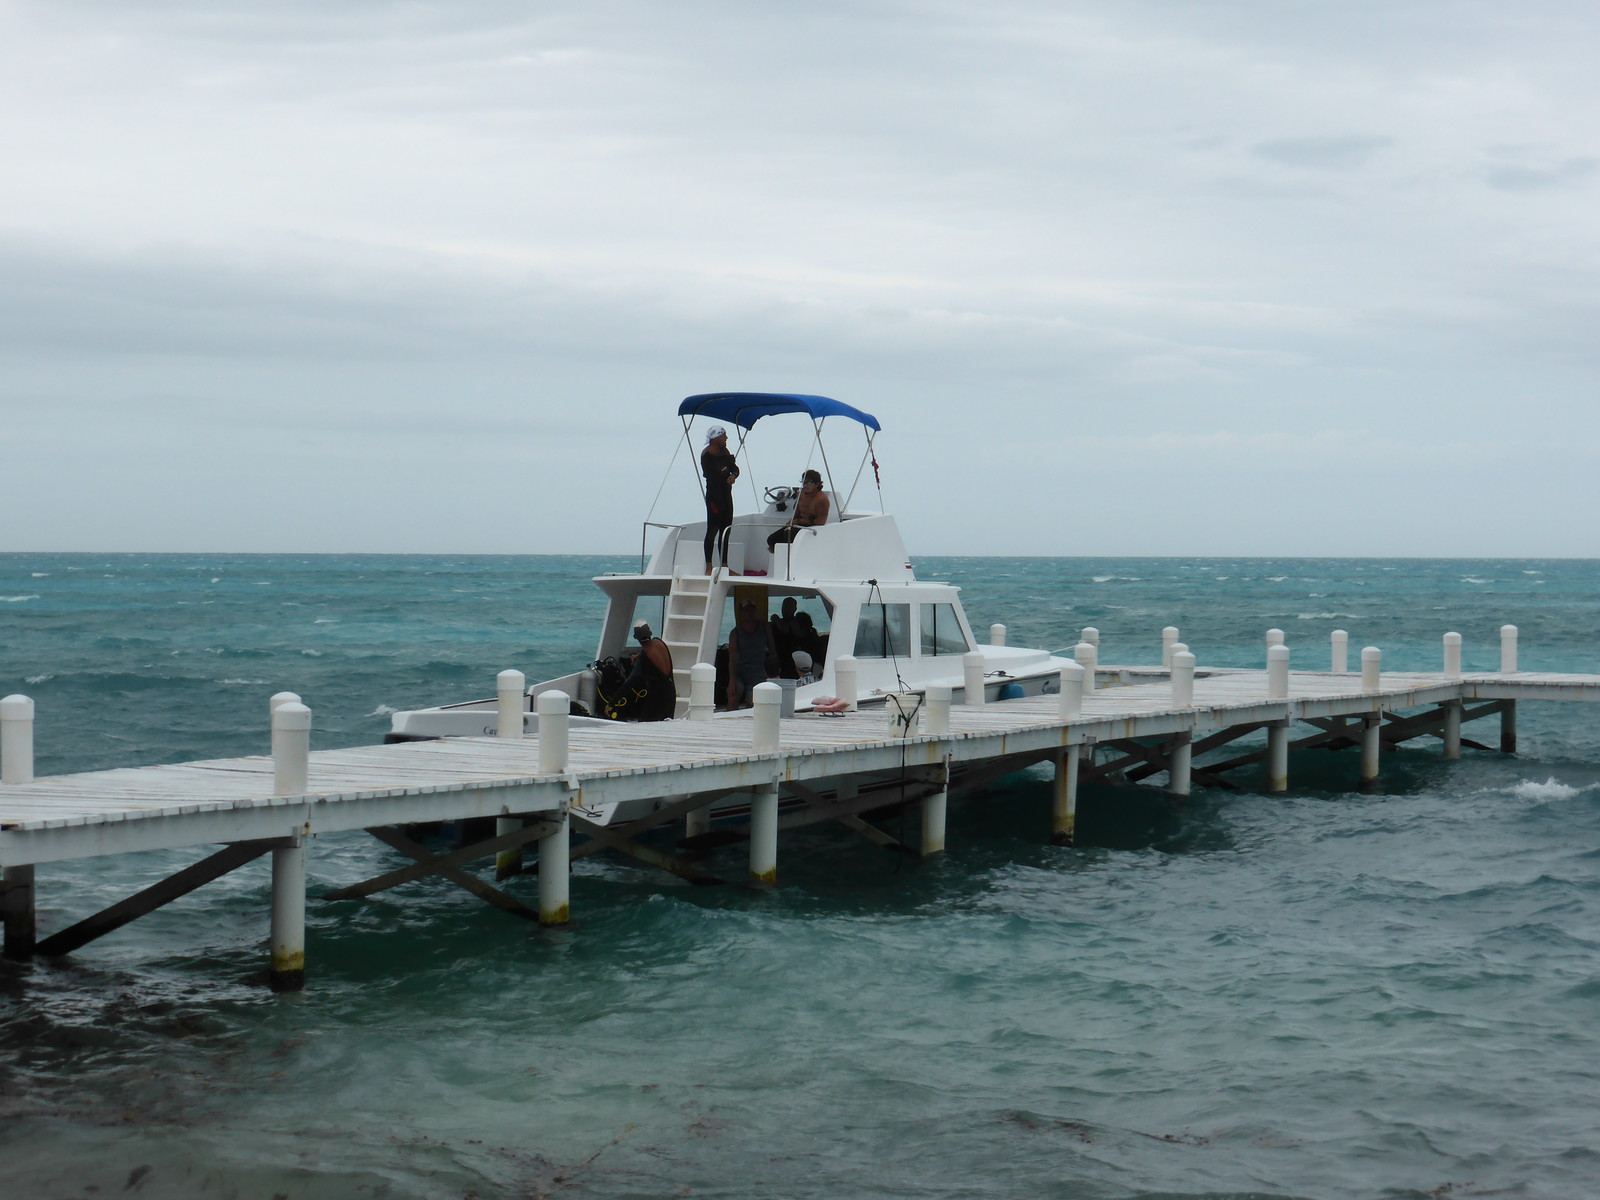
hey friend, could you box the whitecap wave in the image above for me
[1461,577,1492,584]
[220,678,268,686]
[31,572,48,578]
[24,674,53,685]
[1297,612,1358,620]
[1508,778,1585,802]
[1,594,39,603]
[1091,575,1142,583]
[301,648,322,657]
[369,704,399,717]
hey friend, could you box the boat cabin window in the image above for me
[919,603,969,656]
[853,602,911,659]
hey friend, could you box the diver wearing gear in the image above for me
[609,620,676,722]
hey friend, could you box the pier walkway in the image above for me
[3,658,1598,989]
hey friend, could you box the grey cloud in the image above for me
[1253,136,1394,171]
[1485,155,1599,192]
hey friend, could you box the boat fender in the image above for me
[812,696,851,715]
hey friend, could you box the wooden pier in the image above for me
[4,636,1599,989]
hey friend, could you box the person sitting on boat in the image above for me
[608,620,676,722]
[792,649,818,686]
[765,469,829,552]
[727,600,778,709]
[770,596,801,675]
[701,426,740,574]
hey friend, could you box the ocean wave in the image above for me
[24,674,53,685]
[31,572,48,578]
[1091,576,1142,583]
[1266,576,1287,582]
[219,678,269,686]
[1,594,39,603]
[1461,577,1492,584]
[1507,778,1588,802]
[1297,612,1358,620]
[369,704,399,717]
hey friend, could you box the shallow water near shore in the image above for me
[3,554,1599,1199]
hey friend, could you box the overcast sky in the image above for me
[3,0,1597,556]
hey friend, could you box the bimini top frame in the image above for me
[677,392,881,431]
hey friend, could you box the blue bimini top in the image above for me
[677,392,881,432]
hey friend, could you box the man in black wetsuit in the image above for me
[701,426,739,574]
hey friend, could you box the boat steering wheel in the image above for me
[764,485,797,505]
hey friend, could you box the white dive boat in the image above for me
[387,393,1076,743]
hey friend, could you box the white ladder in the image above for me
[663,573,713,717]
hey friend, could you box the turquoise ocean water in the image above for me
[2,554,1599,1199]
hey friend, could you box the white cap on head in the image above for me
[792,650,812,673]
[705,424,728,444]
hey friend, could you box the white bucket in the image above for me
[885,692,922,738]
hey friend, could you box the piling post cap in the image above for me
[497,669,527,690]
[1501,624,1517,636]
[0,694,33,719]
[272,701,312,731]
[1331,629,1347,639]
[1081,626,1099,642]
[1266,628,1285,642]
[268,691,301,711]
[1170,642,1188,655]
[1443,632,1462,643]
[535,689,571,715]
[1361,646,1381,659]
[690,662,716,681]
[1060,661,1085,679]
[1162,626,1179,637]
[1268,644,1289,661]
[1073,641,1094,657]
[1172,650,1196,667]
[752,681,782,704]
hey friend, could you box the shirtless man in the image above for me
[767,469,830,551]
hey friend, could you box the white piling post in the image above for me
[1443,699,1462,760]
[834,656,858,710]
[1361,647,1382,691]
[1080,626,1099,648]
[537,691,570,775]
[1443,633,1462,678]
[495,673,527,873]
[1058,661,1085,720]
[749,780,780,886]
[1073,642,1097,695]
[921,761,949,857]
[1162,627,1179,669]
[752,681,782,754]
[1267,721,1290,793]
[269,691,301,717]
[1,695,36,960]
[1169,732,1192,797]
[1171,651,1195,707]
[1360,713,1382,787]
[497,669,526,738]
[1331,630,1348,674]
[1500,625,1518,673]
[1,694,35,786]
[535,690,571,925]
[1268,644,1289,700]
[749,681,784,886]
[925,683,952,735]
[689,663,716,721]
[990,623,1006,647]
[963,651,987,706]
[1051,747,1080,845]
[269,836,307,992]
[1266,628,1285,649]
[272,702,311,796]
